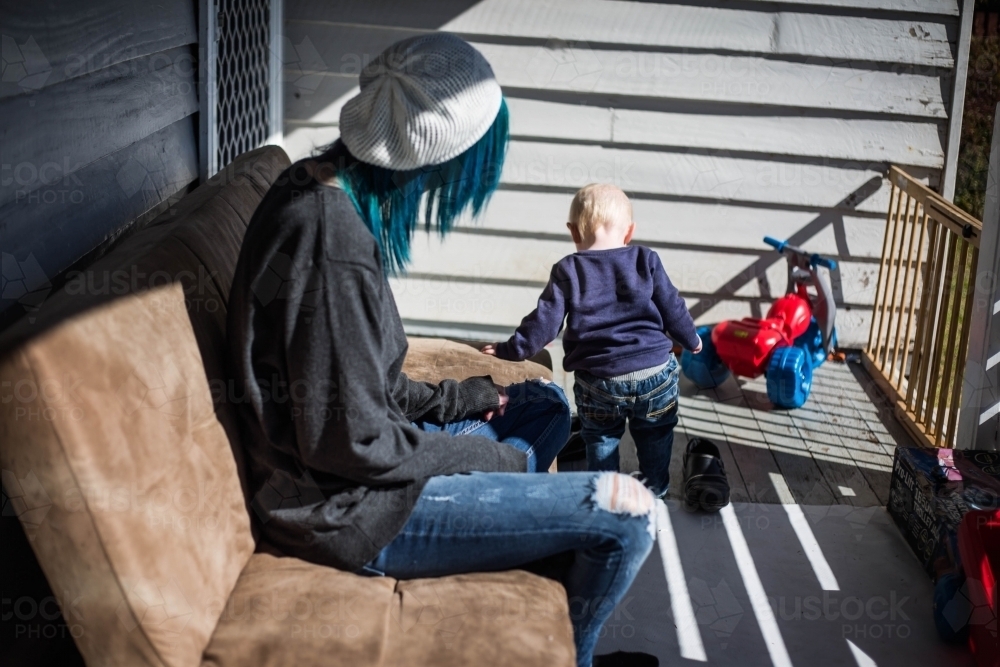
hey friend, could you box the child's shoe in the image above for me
[682,437,730,512]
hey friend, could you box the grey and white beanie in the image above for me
[339,33,503,171]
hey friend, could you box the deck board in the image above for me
[724,441,785,504]
[542,341,907,507]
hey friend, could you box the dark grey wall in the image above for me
[0,0,200,322]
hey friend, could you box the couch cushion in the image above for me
[0,284,255,666]
[386,572,574,666]
[0,145,291,666]
[402,338,552,386]
[200,554,575,667]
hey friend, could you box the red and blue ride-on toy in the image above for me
[681,236,838,409]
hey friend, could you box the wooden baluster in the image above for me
[929,234,960,441]
[870,178,904,361]
[897,207,930,397]
[876,189,909,370]
[913,222,948,427]
[889,196,920,390]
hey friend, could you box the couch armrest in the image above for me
[403,337,552,386]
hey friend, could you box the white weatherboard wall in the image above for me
[283,0,965,346]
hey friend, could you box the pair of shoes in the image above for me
[682,437,731,512]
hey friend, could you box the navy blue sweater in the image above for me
[495,245,700,377]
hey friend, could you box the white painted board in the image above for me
[281,21,951,118]
[473,42,948,118]
[504,98,944,167]
[286,95,945,168]
[741,0,958,16]
[453,190,887,260]
[501,140,932,213]
[443,0,954,67]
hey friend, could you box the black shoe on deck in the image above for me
[682,437,731,512]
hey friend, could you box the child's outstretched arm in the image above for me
[649,251,702,353]
[482,267,568,361]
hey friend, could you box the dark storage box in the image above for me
[888,448,1000,578]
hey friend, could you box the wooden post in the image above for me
[942,0,975,201]
[958,103,1000,450]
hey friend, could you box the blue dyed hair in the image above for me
[316,99,509,274]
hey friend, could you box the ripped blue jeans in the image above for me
[412,378,572,472]
[366,383,656,666]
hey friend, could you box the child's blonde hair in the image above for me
[568,184,633,241]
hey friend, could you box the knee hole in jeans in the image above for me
[591,472,654,517]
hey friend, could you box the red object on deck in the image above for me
[767,293,812,341]
[959,509,1000,667]
[711,294,812,378]
[712,319,788,378]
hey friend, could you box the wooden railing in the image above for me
[863,166,984,448]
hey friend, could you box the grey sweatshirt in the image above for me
[226,162,527,571]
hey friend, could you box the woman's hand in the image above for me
[692,341,703,354]
[482,384,508,421]
[480,344,497,356]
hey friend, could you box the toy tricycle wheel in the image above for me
[766,345,812,409]
[681,325,730,389]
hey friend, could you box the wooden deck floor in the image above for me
[559,358,914,506]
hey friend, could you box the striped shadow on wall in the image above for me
[282,0,970,347]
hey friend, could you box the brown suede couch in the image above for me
[0,146,575,666]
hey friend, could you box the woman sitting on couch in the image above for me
[226,34,655,667]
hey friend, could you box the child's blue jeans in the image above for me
[573,354,680,498]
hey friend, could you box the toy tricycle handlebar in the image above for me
[763,236,838,271]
